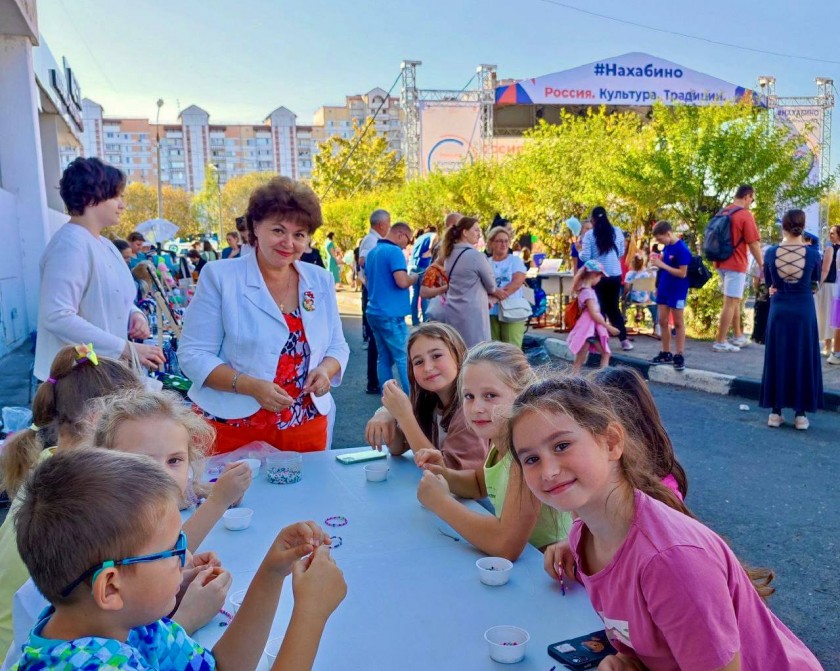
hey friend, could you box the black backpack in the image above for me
[687,255,712,289]
[703,206,743,262]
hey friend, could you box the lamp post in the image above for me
[155,99,164,219]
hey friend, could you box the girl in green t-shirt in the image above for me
[416,342,571,560]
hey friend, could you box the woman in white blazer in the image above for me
[34,158,164,381]
[179,177,349,454]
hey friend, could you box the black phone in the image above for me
[547,630,617,670]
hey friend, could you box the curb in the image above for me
[532,334,840,412]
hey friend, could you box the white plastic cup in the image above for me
[364,463,389,482]
[222,508,253,531]
[265,636,283,663]
[484,625,529,663]
[476,557,513,586]
[237,458,261,477]
[228,588,247,614]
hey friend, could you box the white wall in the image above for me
[0,187,28,358]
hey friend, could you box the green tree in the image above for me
[191,164,223,238]
[116,182,197,240]
[620,101,832,243]
[219,172,277,233]
[311,118,404,200]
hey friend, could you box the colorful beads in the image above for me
[330,535,343,549]
[267,465,301,484]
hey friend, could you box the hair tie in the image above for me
[47,377,57,385]
[74,343,99,367]
[30,424,40,432]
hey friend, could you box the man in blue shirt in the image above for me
[649,220,692,371]
[408,226,437,325]
[365,222,418,393]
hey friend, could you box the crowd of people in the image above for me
[0,156,828,670]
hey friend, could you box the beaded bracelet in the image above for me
[329,535,343,549]
[324,516,348,527]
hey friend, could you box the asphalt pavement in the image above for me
[333,313,838,669]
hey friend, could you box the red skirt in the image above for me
[208,414,328,455]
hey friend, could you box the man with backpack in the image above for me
[706,184,763,352]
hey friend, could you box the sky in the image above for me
[38,0,840,165]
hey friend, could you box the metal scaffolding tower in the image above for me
[400,60,422,181]
[476,64,497,160]
[758,75,835,235]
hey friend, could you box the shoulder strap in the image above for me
[448,248,469,280]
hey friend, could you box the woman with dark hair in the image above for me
[440,216,504,347]
[34,157,164,381]
[761,209,823,430]
[579,206,632,350]
[180,176,350,453]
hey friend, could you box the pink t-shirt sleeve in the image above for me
[641,546,740,670]
[577,287,596,307]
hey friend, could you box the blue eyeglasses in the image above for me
[60,530,188,598]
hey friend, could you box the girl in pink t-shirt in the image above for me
[568,260,620,374]
[509,377,822,671]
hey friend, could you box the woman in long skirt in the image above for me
[760,209,824,430]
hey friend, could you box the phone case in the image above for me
[547,630,616,669]
[335,450,388,464]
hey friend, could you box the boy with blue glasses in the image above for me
[12,449,345,670]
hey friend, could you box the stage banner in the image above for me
[775,106,822,234]
[495,52,756,108]
[419,102,481,175]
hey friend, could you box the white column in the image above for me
[0,34,50,333]
[39,112,63,211]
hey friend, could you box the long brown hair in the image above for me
[507,376,774,600]
[592,367,688,498]
[407,323,468,442]
[0,346,141,497]
[440,216,479,260]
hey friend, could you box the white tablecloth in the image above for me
[8,448,603,670]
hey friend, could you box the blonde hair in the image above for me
[88,388,215,502]
[507,376,774,601]
[485,226,514,246]
[0,346,141,497]
[459,341,535,401]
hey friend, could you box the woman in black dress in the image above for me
[760,209,823,430]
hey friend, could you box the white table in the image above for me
[537,272,575,330]
[193,448,602,670]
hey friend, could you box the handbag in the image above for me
[498,296,532,323]
[564,297,581,329]
[129,342,164,392]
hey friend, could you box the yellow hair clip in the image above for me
[74,343,99,367]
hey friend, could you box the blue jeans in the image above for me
[366,314,410,393]
[410,269,429,326]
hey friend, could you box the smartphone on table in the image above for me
[547,629,616,669]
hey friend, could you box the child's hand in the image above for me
[264,521,331,577]
[607,325,620,337]
[209,461,252,508]
[543,540,579,583]
[180,550,222,592]
[417,469,451,509]
[291,546,347,620]
[381,380,412,422]
[414,448,445,470]
[175,566,232,634]
[365,408,396,451]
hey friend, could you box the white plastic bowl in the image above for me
[265,636,283,663]
[484,625,529,664]
[223,507,253,531]
[238,458,261,477]
[476,557,513,586]
[228,588,247,614]
[364,463,389,482]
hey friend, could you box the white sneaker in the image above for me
[620,340,634,351]
[713,342,741,353]
[794,416,810,431]
[828,354,840,365]
[768,413,783,428]
[730,336,750,347]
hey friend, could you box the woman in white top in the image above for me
[486,225,528,348]
[34,158,164,381]
[179,177,350,454]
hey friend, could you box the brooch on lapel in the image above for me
[303,291,316,312]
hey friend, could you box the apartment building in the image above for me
[312,87,402,157]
